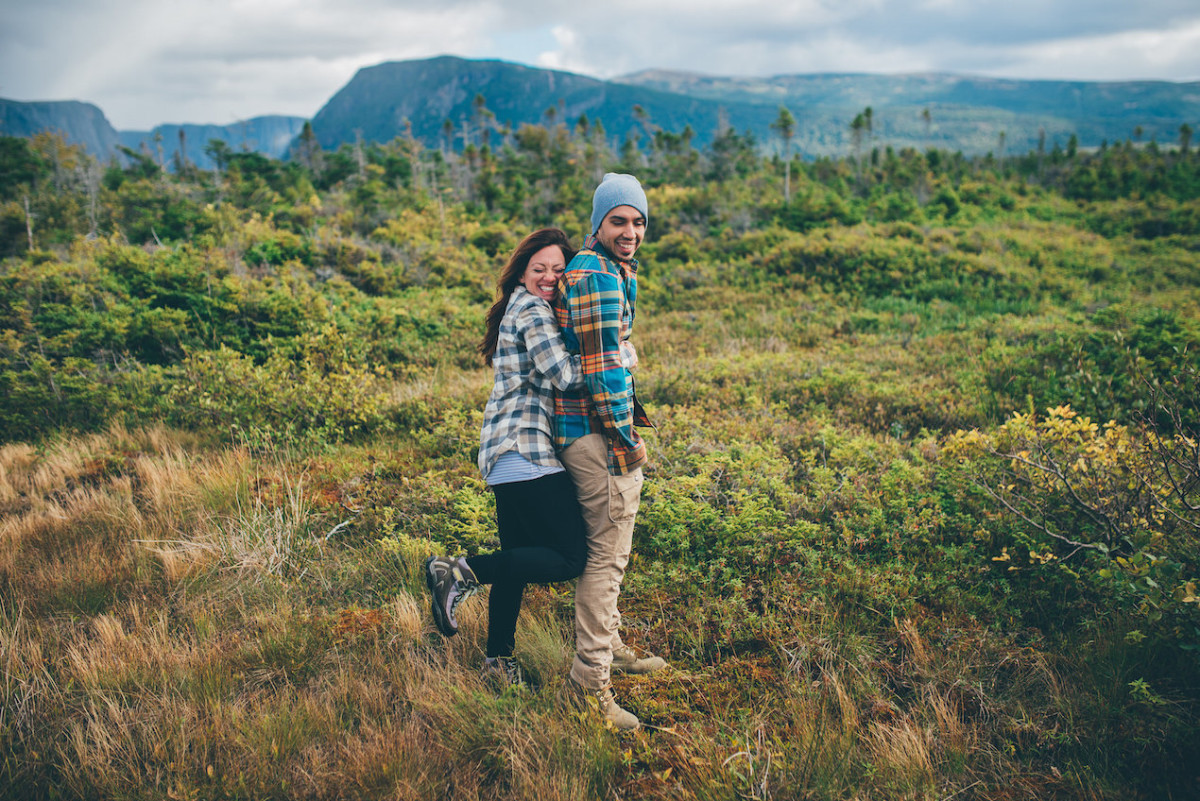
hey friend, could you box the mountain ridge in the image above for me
[308,55,779,151]
[4,57,1199,163]
[1,99,125,157]
[616,67,1200,117]
[615,67,1200,151]
[1,98,306,169]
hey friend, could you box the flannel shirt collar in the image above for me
[583,235,639,277]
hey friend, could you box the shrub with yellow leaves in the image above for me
[945,402,1200,648]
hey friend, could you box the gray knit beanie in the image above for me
[590,173,648,234]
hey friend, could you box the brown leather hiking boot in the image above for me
[567,678,640,730]
[611,645,667,675]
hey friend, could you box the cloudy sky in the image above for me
[3,0,1199,130]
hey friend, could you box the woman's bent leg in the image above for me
[470,472,587,585]
[468,472,588,658]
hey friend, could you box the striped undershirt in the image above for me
[485,450,566,487]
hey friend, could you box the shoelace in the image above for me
[447,580,479,620]
[484,658,523,687]
[590,686,615,710]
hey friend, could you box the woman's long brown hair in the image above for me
[479,228,576,366]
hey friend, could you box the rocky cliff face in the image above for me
[1,98,304,168]
[0,99,124,157]
[308,55,777,151]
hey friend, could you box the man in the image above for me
[554,173,667,731]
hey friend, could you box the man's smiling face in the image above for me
[595,205,646,262]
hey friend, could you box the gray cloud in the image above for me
[528,1,1200,85]
[2,0,1197,129]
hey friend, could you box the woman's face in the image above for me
[521,245,566,302]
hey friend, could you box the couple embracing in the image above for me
[425,173,665,730]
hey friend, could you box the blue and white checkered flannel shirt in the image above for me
[478,286,582,481]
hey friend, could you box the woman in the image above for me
[425,228,588,688]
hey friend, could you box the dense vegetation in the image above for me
[1,120,1199,800]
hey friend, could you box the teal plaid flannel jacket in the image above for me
[552,237,647,475]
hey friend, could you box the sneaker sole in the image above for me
[424,556,458,637]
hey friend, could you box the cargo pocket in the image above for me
[607,470,643,524]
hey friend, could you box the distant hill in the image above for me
[119,117,308,169]
[0,99,124,157]
[617,70,1200,155]
[309,55,779,151]
[0,98,305,168]
[310,58,1200,158]
[6,58,1199,163]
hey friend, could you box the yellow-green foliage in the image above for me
[4,132,1200,799]
[170,324,394,448]
[946,404,1200,645]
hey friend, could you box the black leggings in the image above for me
[467,470,588,658]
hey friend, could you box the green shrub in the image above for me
[945,404,1200,650]
[169,324,393,448]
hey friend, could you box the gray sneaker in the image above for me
[481,656,527,690]
[568,678,640,731]
[424,555,480,636]
[611,645,667,675]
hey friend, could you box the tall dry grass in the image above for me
[2,425,1097,800]
[0,426,626,800]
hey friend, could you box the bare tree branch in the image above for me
[972,475,1104,554]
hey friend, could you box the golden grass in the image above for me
[0,443,37,511]
[865,715,936,793]
[0,600,52,742]
[387,591,424,643]
[132,443,200,521]
[822,667,861,736]
[510,605,575,687]
[199,473,318,583]
[0,472,146,616]
[147,539,219,583]
[925,687,974,756]
[61,602,196,697]
[389,364,490,408]
[0,425,1124,800]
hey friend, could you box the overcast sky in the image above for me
[3,0,1199,130]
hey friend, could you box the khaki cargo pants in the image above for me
[560,433,643,690]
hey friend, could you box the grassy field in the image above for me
[2,132,1199,798]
